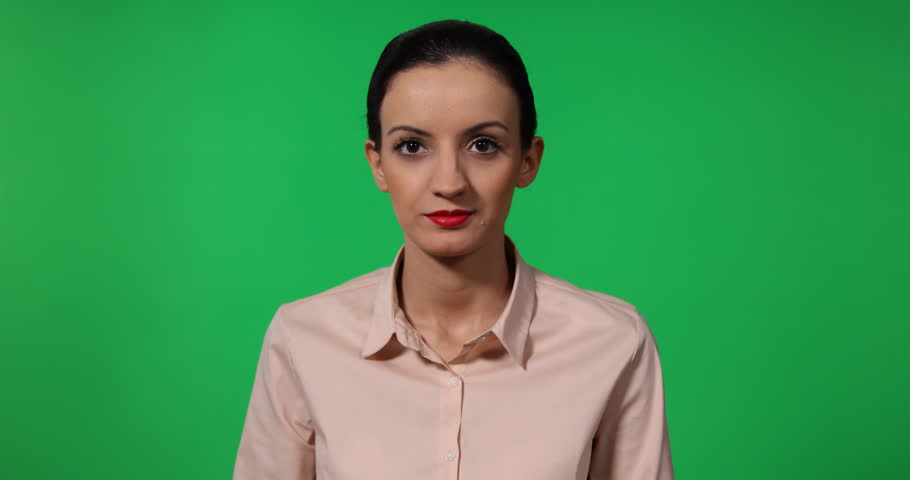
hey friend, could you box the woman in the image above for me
[234,19,673,479]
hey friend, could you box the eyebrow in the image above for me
[385,121,509,137]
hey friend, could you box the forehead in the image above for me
[380,60,519,132]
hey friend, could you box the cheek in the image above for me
[476,171,518,214]
[384,169,422,212]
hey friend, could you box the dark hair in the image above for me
[366,19,537,151]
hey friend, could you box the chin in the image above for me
[411,230,480,258]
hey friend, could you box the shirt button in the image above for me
[448,376,459,387]
[446,450,456,462]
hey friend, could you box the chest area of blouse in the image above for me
[296,344,621,480]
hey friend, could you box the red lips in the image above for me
[425,209,474,227]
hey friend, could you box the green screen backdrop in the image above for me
[2,1,907,478]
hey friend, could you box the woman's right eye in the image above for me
[393,139,427,155]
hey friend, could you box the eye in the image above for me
[469,137,501,154]
[392,138,427,156]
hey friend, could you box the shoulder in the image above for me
[531,265,646,346]
[271,266,388,335]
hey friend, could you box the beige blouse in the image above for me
[233,236,674,479]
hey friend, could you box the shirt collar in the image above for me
[360,235,536,369]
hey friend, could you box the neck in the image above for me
[397,234,514,339]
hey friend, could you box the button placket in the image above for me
[466,332,489,346]
[440,362,467,478]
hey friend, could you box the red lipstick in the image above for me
[425,209,474,227]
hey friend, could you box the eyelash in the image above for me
[392,136,502,155]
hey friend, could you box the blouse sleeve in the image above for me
[233,306,316,479]
[588,311,674,479]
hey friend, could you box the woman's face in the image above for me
[365,58,544,259]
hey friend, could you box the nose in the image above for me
[431,147,467,199]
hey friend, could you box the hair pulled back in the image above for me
[366,19,537,151]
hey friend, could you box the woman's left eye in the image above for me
[469,137,500,154]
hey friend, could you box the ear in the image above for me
[515,136,544,188]
[365,139,389,192]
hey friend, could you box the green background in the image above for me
[2,1,907,478]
